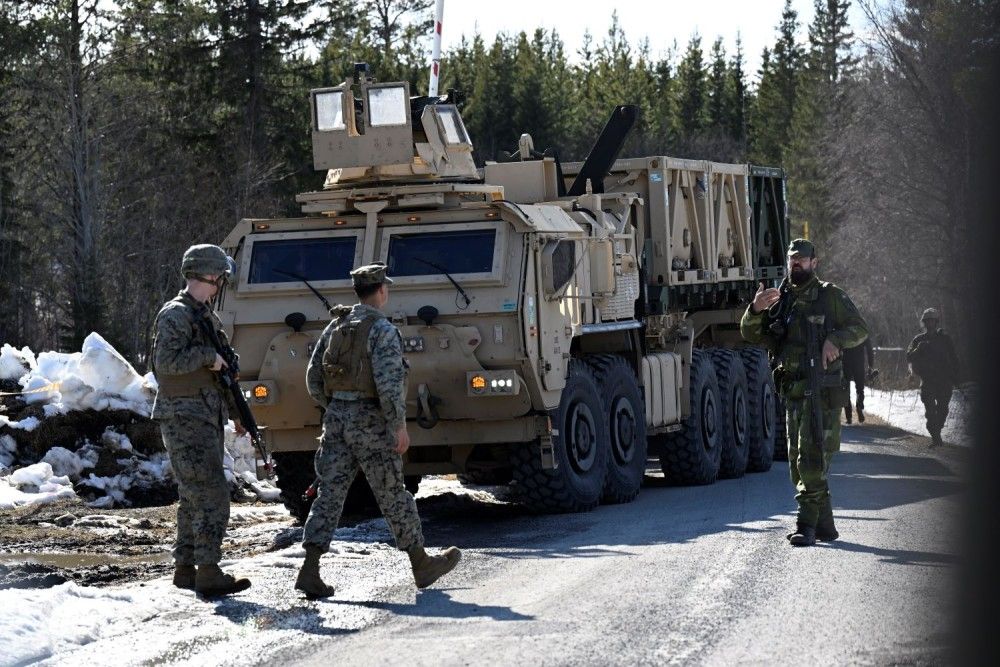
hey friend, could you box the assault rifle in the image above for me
[197,312,275,477]
[803,315,827,462]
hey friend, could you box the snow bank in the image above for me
[16,332,156,416]
[0,343,36,380]
[0,462,76,509]
[864,387,973,447]
[0,581,180,666]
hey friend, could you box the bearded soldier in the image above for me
[295,263,460,599]
[741,239,869,547]
[151,244,251,596]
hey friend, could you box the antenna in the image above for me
[428,0,445,97]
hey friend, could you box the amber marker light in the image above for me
[334,219,347,225]
[407,215,420,222]
[255,223,270,230]
[253,384,269,401]
[470,375,486,392]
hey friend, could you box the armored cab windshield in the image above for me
[309,66,478,185]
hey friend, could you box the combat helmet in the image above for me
[181,244,236,281]
[920,307,940,322]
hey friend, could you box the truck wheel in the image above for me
[588,354,647,504]
[658,349,722,485]
[710,349,750,479]
[740,347,776,473]
[773,396,789,461]
[273,451,315,524]
[511,359,609,512]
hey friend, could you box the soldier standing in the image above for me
[151,244,251,597]
[906,308,960,447]
[741,239,869,547]
[842,338,875,424]
[295,263,461,599]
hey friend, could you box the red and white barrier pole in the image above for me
[428,0,444,97]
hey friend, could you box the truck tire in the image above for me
[740,348,776,473]
[658,349,722,485]
[588,354,647,504]
[774,396,789,461]
[709,349,750,479]
[511,359,609,512]
[273,451,315,524]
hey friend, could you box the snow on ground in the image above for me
[863,386,973,446]
[0,462,77,509]
[0,333,280,508]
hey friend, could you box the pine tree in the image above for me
[749,0,804,165]
[707,38,729,130]
[728,34,747,148]
[675,33,707,145]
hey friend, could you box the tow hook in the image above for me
[416,383,441,429]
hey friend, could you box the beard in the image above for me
[790,266,812,285]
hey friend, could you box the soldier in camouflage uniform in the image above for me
[741,239,869,547]
[906,308,960,447]
[295,263,461,599]
[151,244,251,597]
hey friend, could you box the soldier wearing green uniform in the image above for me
[295,263,461,599]
[151,244,251,596]
[741,239,869,547]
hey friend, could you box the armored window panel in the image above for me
[315,91,345,131]
[435,105,470,145]
[386,229,496,277]
[368,85,408,127]
[248,236,357,284]
[547,240,576,293]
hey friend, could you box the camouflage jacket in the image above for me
[150,290,237,421]
[906,329,959,387]
[740,275,869,399]
[306,303,408,432]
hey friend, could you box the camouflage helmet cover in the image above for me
[350,262,394,288]
[921,307,940,322]
[181,244,235,279]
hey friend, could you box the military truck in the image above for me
[217,66,790,520]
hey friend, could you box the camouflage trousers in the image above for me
[302,399,423,552]
[920,382,952,436]
[786,396,841,527]
[160,413,230,565]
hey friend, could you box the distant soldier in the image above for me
[906,308,960,447]
[741,239,869,547]
[295,263,461,598]
[842,338,875,424]
[151,244,251,597]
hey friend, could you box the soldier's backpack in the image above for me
[321,305,383,398]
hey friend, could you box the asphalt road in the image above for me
[24,423,963,666]
[289,423,962,666]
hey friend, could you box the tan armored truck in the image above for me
[216,66,790,520]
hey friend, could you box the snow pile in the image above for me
[0,580,181,666]
[864,386,973,447]
[0,461,77,509]
[0,334,280,508]
[0,343,36,380]
[13,332,156,417]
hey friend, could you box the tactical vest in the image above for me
[151,293,223,398]
[774,280,844,400]
[321,308,383,398]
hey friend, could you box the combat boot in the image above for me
[788,523,816,547]
[173,564,196,590]
[857,404,865,423]
[844,405,852,424]
[295,545,335,599]
[408,545,462,588]
[931,432,943,448]
[195,564,251,598]
[816,499,839,542]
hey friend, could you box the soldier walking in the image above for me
[151,244,251,597]
[741,239,869,547]
[295,263,461,599]
[842,338,875,424]
[906,308,960,447]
